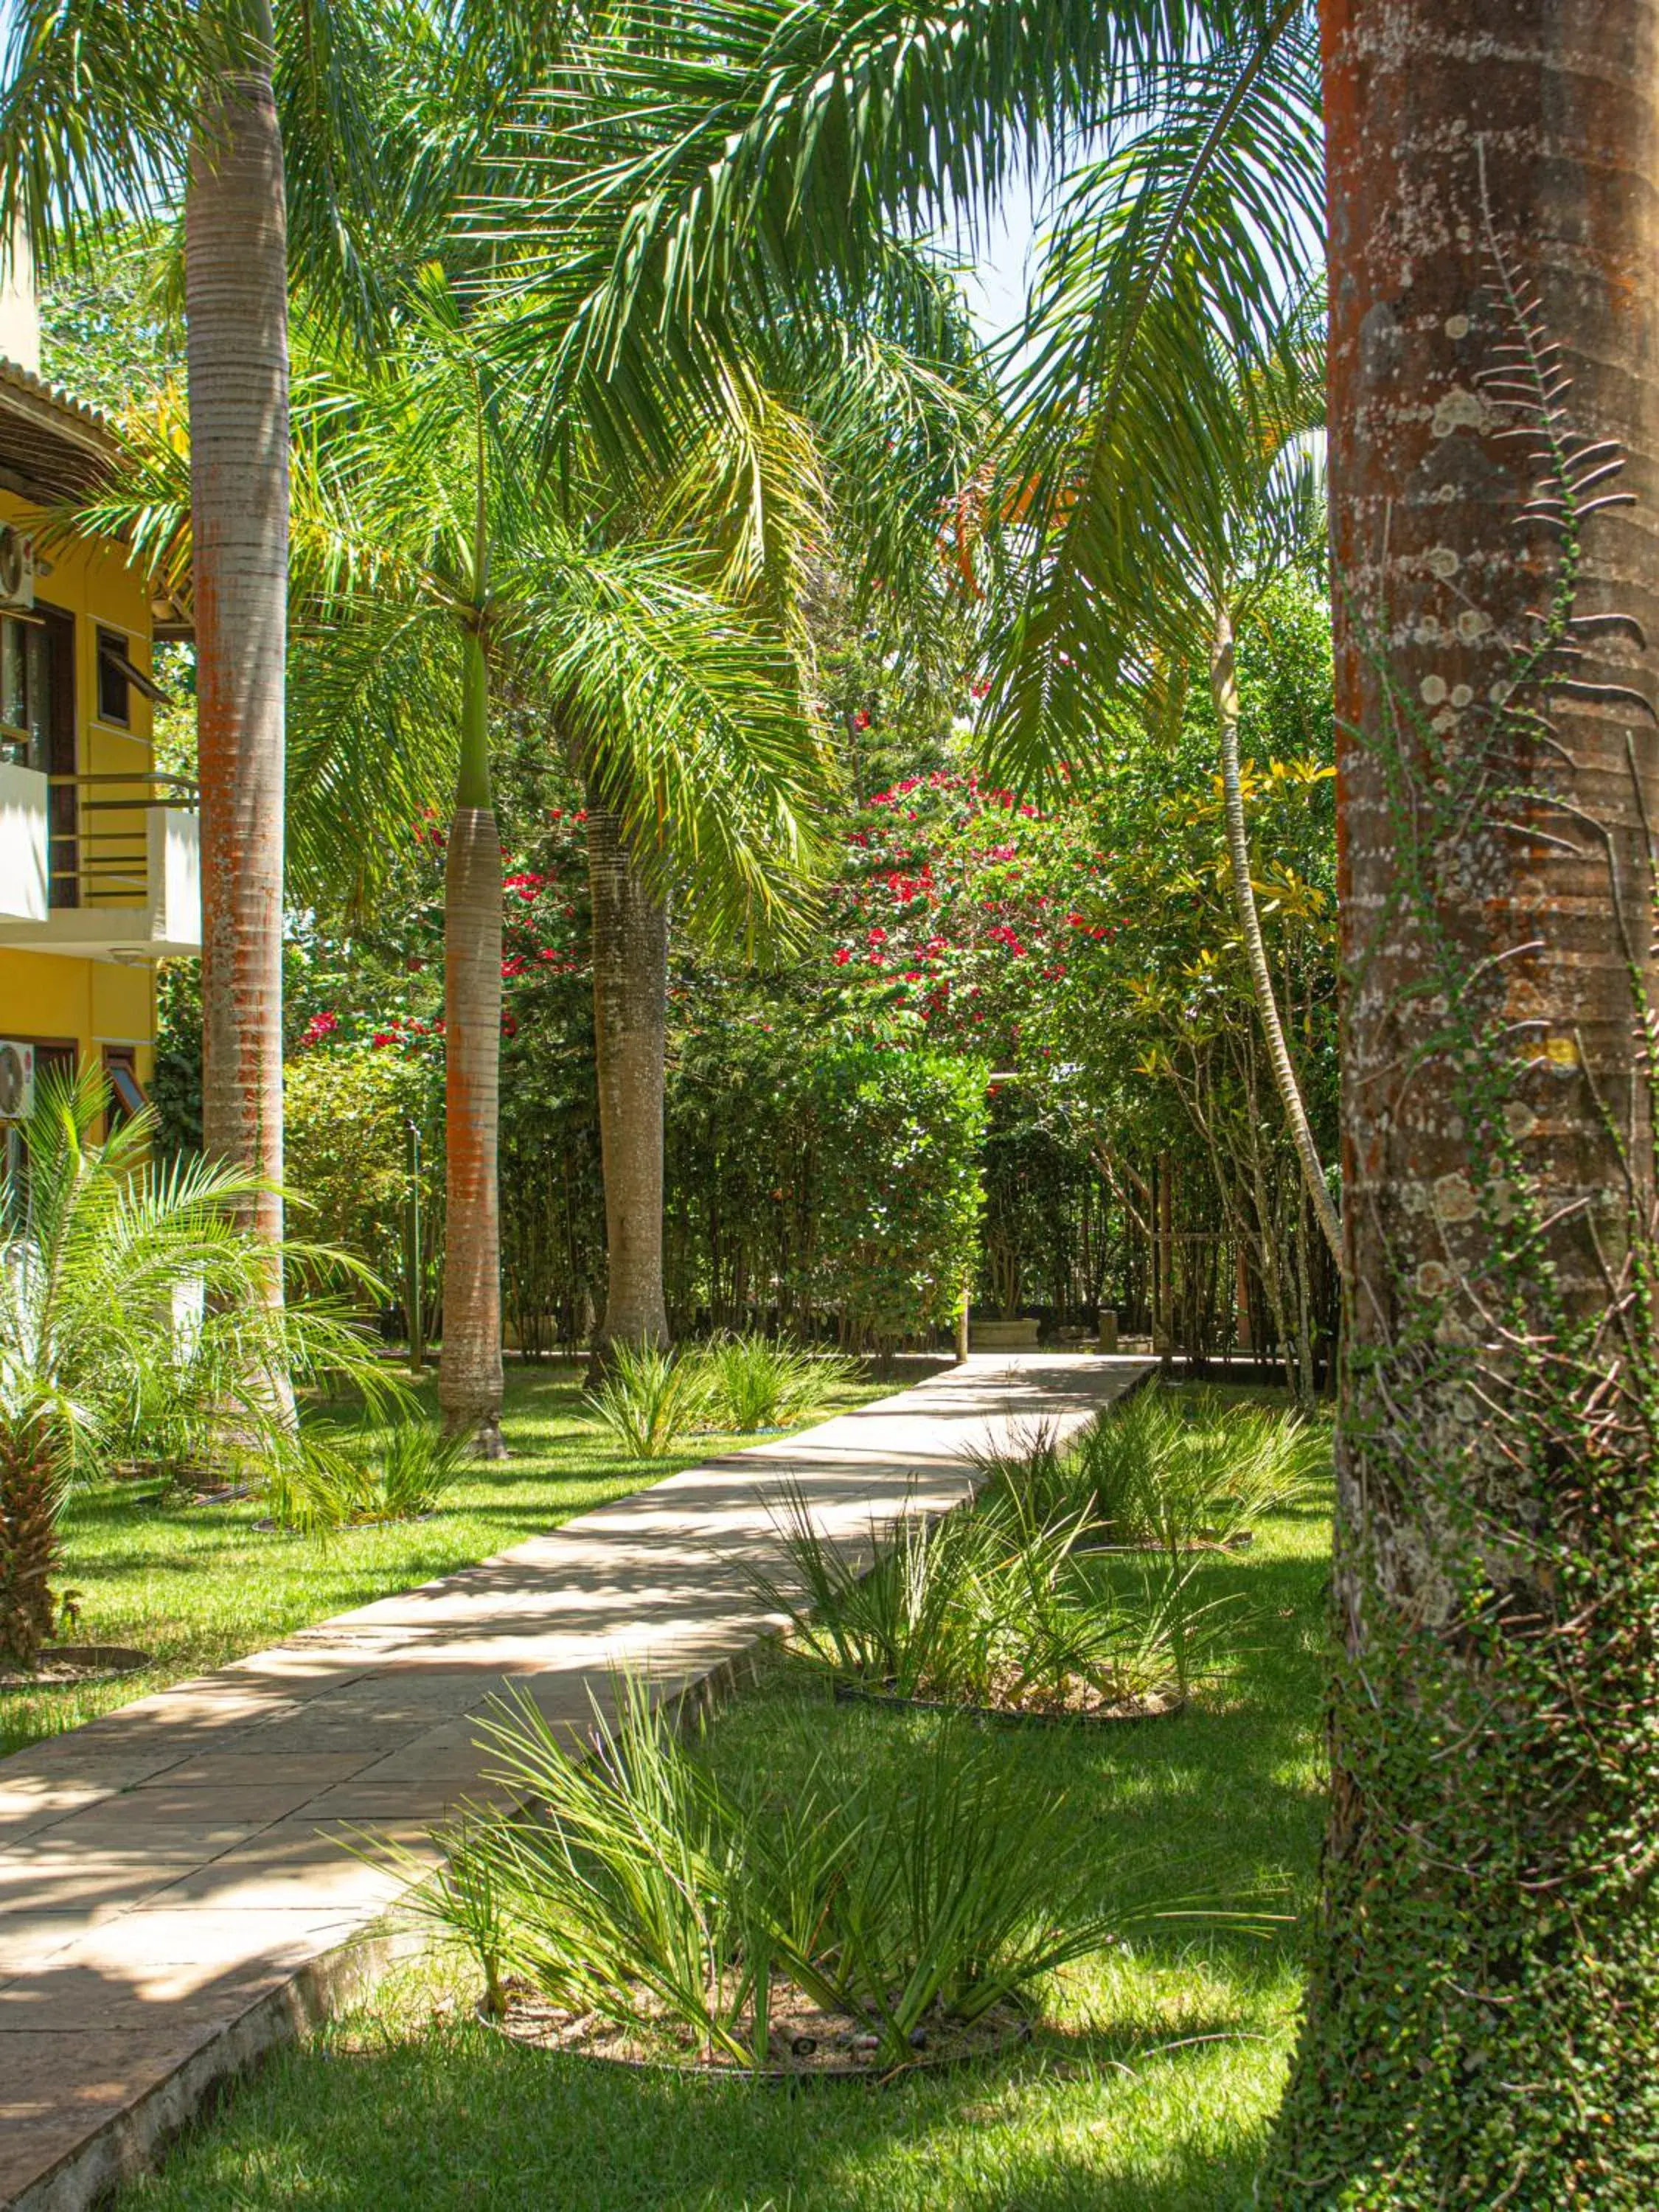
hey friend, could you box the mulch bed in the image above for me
[482,1980,1031,2081]
[832,1675,1186,1727]
[0,1644,151,1691]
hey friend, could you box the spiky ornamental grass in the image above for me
[748,1476,1239,1716]
[695,1333,858,1435]
[401,1675,1121,2072]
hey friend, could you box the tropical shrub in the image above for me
[1061,1386,1324,1558]
[284,1042,442,1292]
[0,1069,400,1669]
[408,1677,1117,2070]
[753,1481,1227,1716]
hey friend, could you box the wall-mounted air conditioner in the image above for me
[0,523,37,609]
[0,1038,35,1119]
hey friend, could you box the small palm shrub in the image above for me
[585,1343,709,1458]
[695,1333,855,1433]
[406,1677,1117,2070]
[264,1419,467,1534]
[0,1068,401,1668]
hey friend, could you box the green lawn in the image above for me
[116,1384,1333,2212]
[1,1361,886,1759]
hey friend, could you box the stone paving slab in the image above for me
[0,1352,1150,2211]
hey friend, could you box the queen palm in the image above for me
[282,288,830,1441]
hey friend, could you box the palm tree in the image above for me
[282,295,829,1439]
[1259,8,1659,2197]
[0,1,384,1265]
[0,0,538,1265]
[185,3,291,1261]
[0,1065,392,1669]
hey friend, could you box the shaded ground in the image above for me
[116,1383,1332,2212]
[1,1363,886,1757]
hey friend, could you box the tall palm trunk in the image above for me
[585,793,670,1363]
[437,631,507,1455]
[1209,603,1340,1265]
[1267,1,1659,2199]
[186,0,288,1264]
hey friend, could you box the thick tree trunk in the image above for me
[585,793,669,1363]
[437,633,507,1455]
[1211,604,1342,1265]
[1268,3,1659,2200]
[186,1,288,1263]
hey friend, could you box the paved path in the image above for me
[0,1353,1152,2211]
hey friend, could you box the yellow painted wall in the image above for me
[0,479,163,1089]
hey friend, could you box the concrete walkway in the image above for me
[0,1353,1152,2211]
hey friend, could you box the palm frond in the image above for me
[981,6,1323,787]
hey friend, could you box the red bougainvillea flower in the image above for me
[867,926,888,944]
[832,947,852,966]
[904,969,923,983]
[298,1012,339,1048]
[370,1030,397,1049]
[970,678,992,700]
[852,708,872,729]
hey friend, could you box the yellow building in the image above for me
[0,341,198,1129]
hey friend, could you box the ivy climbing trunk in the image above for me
[437,631,507,1456]
[1211,603,1341,1265]
[187,0,288,1268]
[1267,2,1659,2203]
[585,792,670,1365]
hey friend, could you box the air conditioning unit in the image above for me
[0,1040,35,1120]
[0,524,37,610]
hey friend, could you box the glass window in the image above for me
[0,613,47,770]
[97,629,130,726]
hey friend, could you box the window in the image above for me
[0,611,49,771]
[102,1046,146,1129]
[97,627,131,726]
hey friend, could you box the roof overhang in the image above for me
[0,357,117,506]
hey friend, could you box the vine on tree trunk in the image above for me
[1265,215,1659,2203]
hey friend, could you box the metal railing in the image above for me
[46,771,198,909]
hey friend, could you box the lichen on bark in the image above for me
[1268,3,1659,2197]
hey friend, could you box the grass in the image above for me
[0,1360,886,1757]
[114,1382,1334,2212]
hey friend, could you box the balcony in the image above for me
[0,760,49,921]
[0,771,201,961]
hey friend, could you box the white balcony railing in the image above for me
[0,771,201,960]
[0,761,49,922]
